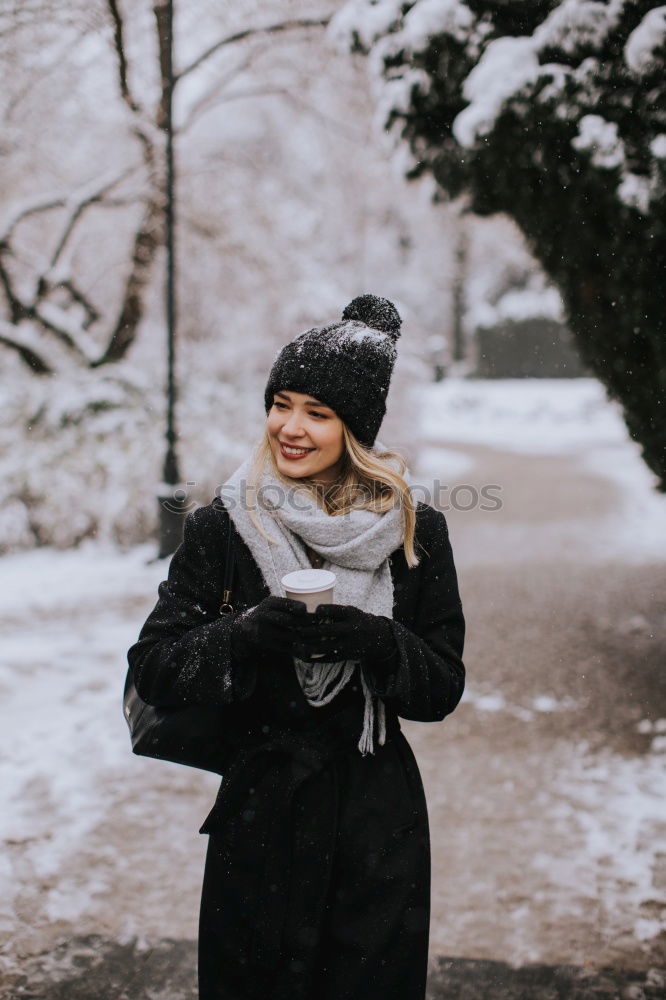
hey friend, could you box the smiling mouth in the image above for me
[279,443,315,458]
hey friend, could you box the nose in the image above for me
[281,412,306,436]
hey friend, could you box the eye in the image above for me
[273,401,327,419]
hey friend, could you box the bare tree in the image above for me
[0,1,331,376]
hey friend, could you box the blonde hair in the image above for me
[246,423,422,568]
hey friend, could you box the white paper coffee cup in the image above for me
[281,569,336,661]
[281,569,336,612]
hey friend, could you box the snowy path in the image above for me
[2,378,665,997]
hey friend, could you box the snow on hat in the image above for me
[263,294,402,448]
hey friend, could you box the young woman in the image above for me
[127,294,466,1000]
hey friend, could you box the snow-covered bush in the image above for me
[332,0,666,490]
[0,343,264,554]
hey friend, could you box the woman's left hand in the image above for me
[292,603,398,664]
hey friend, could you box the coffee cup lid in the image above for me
[281,569,336,593]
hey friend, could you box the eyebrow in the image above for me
[275,391,332,409]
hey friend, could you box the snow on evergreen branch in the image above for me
[334,0,666,214]
[624,6,666,75]
[572,115,626,170]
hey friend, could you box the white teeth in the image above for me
[282,445,312,455]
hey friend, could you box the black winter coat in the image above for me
[127,497,465,1000]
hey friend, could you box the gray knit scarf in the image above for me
[221,443,409,755]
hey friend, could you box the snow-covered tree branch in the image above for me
[175,15,332,83]
[0,4,336,377]
[0,169,141,370]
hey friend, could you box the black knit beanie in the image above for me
[263,294,401,448]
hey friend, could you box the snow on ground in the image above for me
[0,544,222,956]
[0,541,160,619]
[0,546,161,930]
[462,685,580,720]
[553,749,666,949]
[412,445,476,480]
[579,439,666,555]
[416,377,629,455]
[453,686,666,953]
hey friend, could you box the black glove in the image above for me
[230,596,308,660]
[292,603,398,666]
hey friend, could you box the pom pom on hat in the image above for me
[341,294,401,343]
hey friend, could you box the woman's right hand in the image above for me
[230,596,309,660]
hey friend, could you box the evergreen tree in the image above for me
[333,0,666,489]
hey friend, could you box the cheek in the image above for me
[317,425,336,449]
[321,424,344,453]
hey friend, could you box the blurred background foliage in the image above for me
[2,0,661,551]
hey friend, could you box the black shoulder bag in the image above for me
[122,518,237,775]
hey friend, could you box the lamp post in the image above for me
[156,0,187,558]
[451,222,468,366]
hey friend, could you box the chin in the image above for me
[279,465,307,478]
[274,454,309,477]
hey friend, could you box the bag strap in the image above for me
[219,509,236,615]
